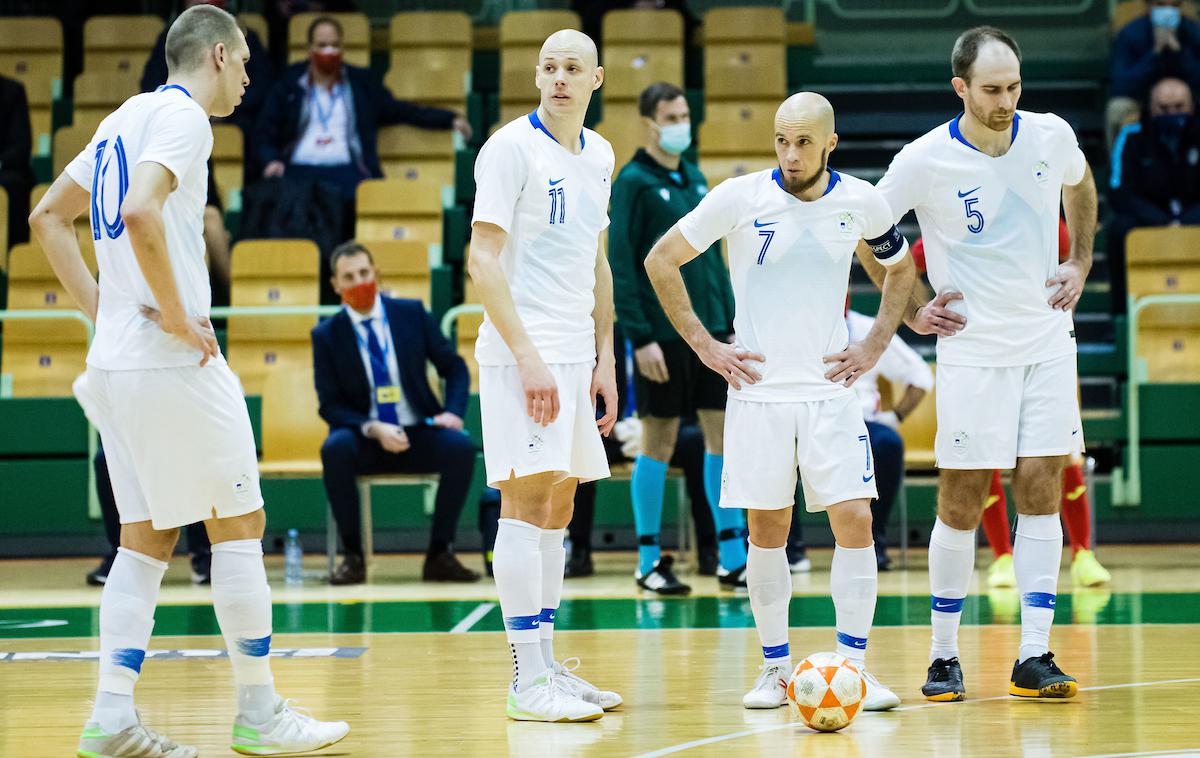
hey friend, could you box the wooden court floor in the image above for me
[1,545,1198,757]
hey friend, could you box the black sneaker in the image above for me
[86,553,116,586]
[636,555,691,596]
[191,551,211,585]
[697,546,719,577]
[922,657,966,702]
[717,563,748,592]
[564,545,594,578]
[1009,651,1077,699]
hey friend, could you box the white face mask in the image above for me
[657,121,692,155]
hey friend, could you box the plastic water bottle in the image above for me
[284,529,303,585]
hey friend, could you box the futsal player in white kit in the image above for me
[646,93,916,711]
[873,27,1098,702]
[467,30,622,722]
[29,7,348,756]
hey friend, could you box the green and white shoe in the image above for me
[77,717,197,758]
[231,697,350,755]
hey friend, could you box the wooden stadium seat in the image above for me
[356,179,443,244]
[83,15,163,76]
[1136,303,1200,382]
[237,13,269,48]
[452,278,483,393]
[1,241,94,396]
[499,10,581,111]
[72,71,139,134]
[0,17,63,148]
[288,12,370,68]
[370,239,433,306]
[896,363,937,470]
[1126,226,1200,382]
[386,12,471,109]
[698,100,777,186]
[226,239,320,397]
[702,7,786,101]
[376,124,455,187]
[260,365,324,475]
[601,9,684,102]
[211,124,244,209]
[596,101,644,173]
[53,123,98,177]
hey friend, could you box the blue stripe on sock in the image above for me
[1021,592,1057,609]
[836,631,868,651]
[503,614,540,632]
[236,635,271,657]
[762,642,790,659]
[111,647,145,673]
[539,608,557,625]
[931,596,965,613]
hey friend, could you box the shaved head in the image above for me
[540,29,598,69]
[775,92,835,141]
[773,92,837,197]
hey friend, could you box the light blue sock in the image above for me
[632,455,669,576]
[704,453,748,571]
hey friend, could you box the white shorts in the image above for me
[73,364,263,529]
[720,394,878,511]
[478,362,610,487]
[935,353,1084,470]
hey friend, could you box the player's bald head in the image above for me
[539,29,598,69]
[775,92,835,141]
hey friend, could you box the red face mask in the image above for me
[342,280,377,312]
[312,48,343,76]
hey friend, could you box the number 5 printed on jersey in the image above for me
[963,196,984,234]
[90,136,130,240]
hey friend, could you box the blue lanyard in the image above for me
[309,84,342,133]
[352,307,392,368]
[156,84,192,98]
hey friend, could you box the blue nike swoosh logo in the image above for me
[549,177,565,186]
[862,473,875,483]
[753,219,778,228]
[957,186,981,198]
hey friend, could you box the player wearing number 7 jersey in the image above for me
[871,26,1099,703]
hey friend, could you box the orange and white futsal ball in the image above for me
[786,652,866,732]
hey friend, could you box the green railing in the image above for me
[1111,293,1200,507]
[438,302,483,339]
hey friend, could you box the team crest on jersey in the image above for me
[527,435,544,454]
[836,212,855,236]
[1031,160,1050,185]
[951,431,969,450]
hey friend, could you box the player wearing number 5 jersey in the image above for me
[872,26,1099,703]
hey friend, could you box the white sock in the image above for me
[494,518,545,691]
[831,544,877,670]
[1014,513,1063,663]
[747,542,792,667]
[928,518,976,662]
[93,547,167,733]
[538,527,566,669]
[211,539,277,724]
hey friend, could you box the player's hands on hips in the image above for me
[698,338,763,391]
[140,306,220,366]
[634,342,670,384]
[912,291,967,337]
[369,421,410,453]
[591,360,618,437]
[518,356,559,427]
[1046,260,1086,311]
[824,340,882,388]
[431,412,464,431]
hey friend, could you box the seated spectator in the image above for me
[1107,0,1200,147]
[1,73,35,249]
[313,241,480,585]
[254,15,471,209]
[1108,77,1200,309]
[140,0,275,179]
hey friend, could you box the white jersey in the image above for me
[876,110,1087,367]
[677,168,909,403]
[65,86,215,371]
[846,310,933,421]
[471,111,615,366]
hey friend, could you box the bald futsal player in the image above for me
[29,6,348,756]
[873,27,1098,703]
[646,93,916,711]
[468,29,622,723]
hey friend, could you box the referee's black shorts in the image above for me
[633,338,728,419]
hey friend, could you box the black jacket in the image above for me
[254,62,456,179]
[0,75,34,190]
[1110,115,1200,225]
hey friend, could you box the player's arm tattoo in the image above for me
[1062,162,1097,276]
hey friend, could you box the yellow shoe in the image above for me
[1071,549,1111,587]
[987,553,1016,589]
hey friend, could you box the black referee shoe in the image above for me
[922,657,966,702]
[717,563,748,593]
[1009,652,1077,699]
[636,555,691,596]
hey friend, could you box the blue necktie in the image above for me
[362,318,399,425]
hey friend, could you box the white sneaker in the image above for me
[790,557,812,573]
[742,661,791,709]
[507,670,604,722]
[231,697,349,755]
[552,657,623,710]
[860,667,900,711]
[78,715,197,758]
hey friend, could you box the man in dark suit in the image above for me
[313,241,480,585]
